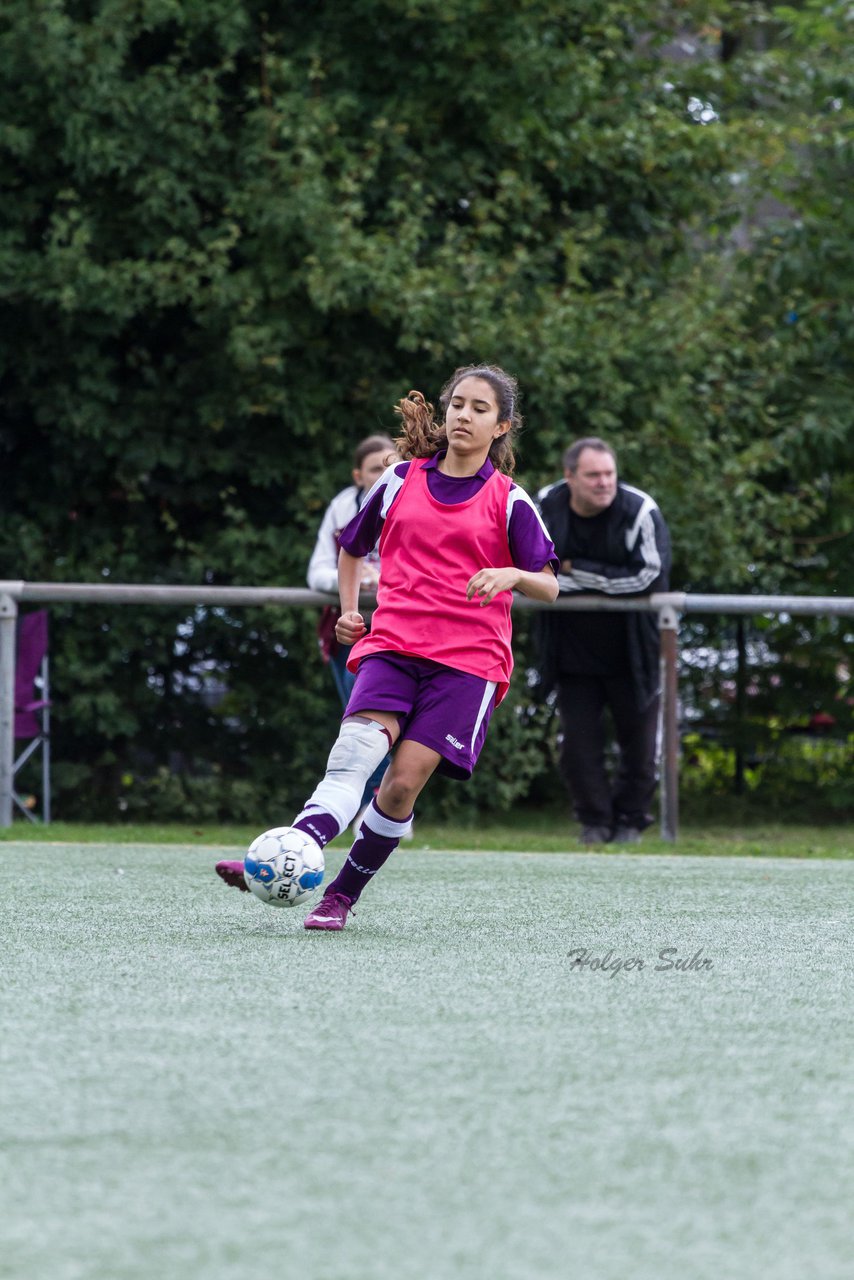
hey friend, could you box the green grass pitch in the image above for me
[2,842,852,1280]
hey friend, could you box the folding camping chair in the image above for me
[13,609,51,822]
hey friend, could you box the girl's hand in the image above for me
[336,610,367,643]
[465,568,519,606]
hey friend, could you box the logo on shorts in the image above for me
[445,734,464,750]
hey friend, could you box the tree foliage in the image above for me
[1,0,851,818]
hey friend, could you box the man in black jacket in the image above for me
[536,438,671,844]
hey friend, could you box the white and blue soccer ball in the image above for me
[243,827,325,908]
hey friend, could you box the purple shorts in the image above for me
[343,653,498,779]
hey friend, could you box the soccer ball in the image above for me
[243,827,325,908]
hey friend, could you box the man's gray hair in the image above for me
[562,437,617,473]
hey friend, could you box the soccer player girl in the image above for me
[216,364,559,929]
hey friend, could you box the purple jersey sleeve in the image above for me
[338,462,409,558]
[507,485,560,574]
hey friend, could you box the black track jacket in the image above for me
[535,480,672,711]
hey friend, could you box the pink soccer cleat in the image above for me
[303,891,353,931]
[215,860,249,892]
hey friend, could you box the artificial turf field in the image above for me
[2,842,852,1280]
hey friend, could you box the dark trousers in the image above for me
[555,673,660,831]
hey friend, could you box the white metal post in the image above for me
[0,593,18,828]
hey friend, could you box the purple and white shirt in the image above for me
[340,453,559,576]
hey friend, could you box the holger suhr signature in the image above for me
[568,947,713,977]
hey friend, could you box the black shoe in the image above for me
[580,825,613,845]
[613,825,643,844]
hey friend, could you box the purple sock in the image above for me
[328,799,413,903]
[293,807,342,851]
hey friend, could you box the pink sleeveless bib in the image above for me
[348,460,515,701]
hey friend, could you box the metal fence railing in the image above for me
[2,582,852,837]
